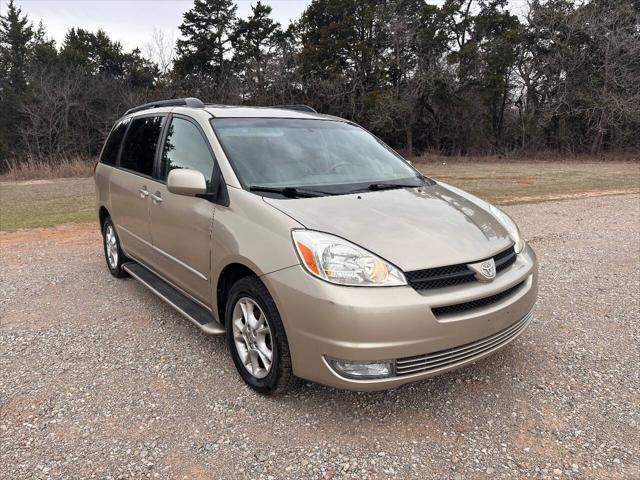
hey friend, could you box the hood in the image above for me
[263,183,512,272]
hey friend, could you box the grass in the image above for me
[0,178,96,232]
[0,161,638,232]
[414,160,640,204]
[0,157,95,182]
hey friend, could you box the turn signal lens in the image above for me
[296,241,319,275]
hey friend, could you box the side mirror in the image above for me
[167,169,207,197]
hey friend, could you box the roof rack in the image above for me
[124,97,205,116]
[272,104,317,114]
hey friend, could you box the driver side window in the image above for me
[159,117,216,187]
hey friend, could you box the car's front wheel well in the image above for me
[216,263,258,323]
[99,207,110,232]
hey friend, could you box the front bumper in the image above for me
[262,245,538,391]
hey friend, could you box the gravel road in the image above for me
[1,194,638,479]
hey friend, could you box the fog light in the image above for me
[326,357,394,379]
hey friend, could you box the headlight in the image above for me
[292,230,407,286]
[489,205,525,253]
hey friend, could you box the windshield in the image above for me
[211,118,424,194]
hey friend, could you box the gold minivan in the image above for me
[95,98,538,395]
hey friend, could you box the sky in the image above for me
[2,0,528,53]
[1,0,312,51]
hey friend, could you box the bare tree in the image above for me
[144,27,175,77]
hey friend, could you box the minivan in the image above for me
[94,98,538,395]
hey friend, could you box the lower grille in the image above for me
[395,311,532,376]
[431,280,525,317]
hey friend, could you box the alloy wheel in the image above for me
[232,297,273,379]
[105,225,118,269]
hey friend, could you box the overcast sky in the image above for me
[2,0,313,50]
[3,0,527,52]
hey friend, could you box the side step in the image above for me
[123,262,225,336]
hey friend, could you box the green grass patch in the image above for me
[0,178,96,232]
[0,163,638,232]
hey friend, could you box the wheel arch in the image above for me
[98,206,110,232]
[216,262,260,324]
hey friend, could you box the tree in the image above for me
[60,28,157,88]
[0,0,33,89]
[298,0,388,120]
[578,0,640,152]
[518,0,640,153]
[0,0,35,160]
[61,28,125,76]
[474,0,522,146]
[30,21,58,67]
[231,1,281,101]
[266,24,303,104]
[2,0,639,168]
[516,0,579,151]
[372,0,448,154]
[174,0,237,85]
[145,28,175,78]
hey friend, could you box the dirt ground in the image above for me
[1,190,638,479]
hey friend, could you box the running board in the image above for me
[123,262,225,335]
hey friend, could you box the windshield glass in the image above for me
[211,118,423,193]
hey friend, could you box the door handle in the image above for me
[138,186,149,198]
[150,192,163,204]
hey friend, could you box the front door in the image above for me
[149,116,217,305]
[110,115,164,267]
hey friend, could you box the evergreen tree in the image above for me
[0,0,637,166]
[231,1,281,100]
[298,0,387,118]
[61,28,125,76]
[174,0,237,83]
[0,0,35,160]
[60,28,157,87]
[30,21,58,67]
[0,0,33,90]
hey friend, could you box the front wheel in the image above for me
[225,276,294,395]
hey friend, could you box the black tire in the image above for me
[225,276,295,395]
[102,217,129,278]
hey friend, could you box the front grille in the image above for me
[406,246,516,291]
[494,247,517,272]
[395,311,532,376]
[431,281,525,317]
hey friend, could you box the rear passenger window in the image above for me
[159,117,215,185]
[100,119,129,166]
[119,116,164,176]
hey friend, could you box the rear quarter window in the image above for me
[119,116,164,176]
[100,119,129,166]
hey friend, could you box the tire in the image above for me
[225,276,294,395]
[102,217,129,278]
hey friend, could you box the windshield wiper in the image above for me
[364,182,419,191]
[249,185,330,198]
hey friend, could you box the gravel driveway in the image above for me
[1,194,638,479]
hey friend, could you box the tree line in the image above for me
[0,0,638,167]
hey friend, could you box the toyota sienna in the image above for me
[94,98,538,394]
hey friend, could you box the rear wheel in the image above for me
[102,217,129,278]
[225,276,294,395]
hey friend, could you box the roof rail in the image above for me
[124,97,205,116]
[272,104,317,114]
